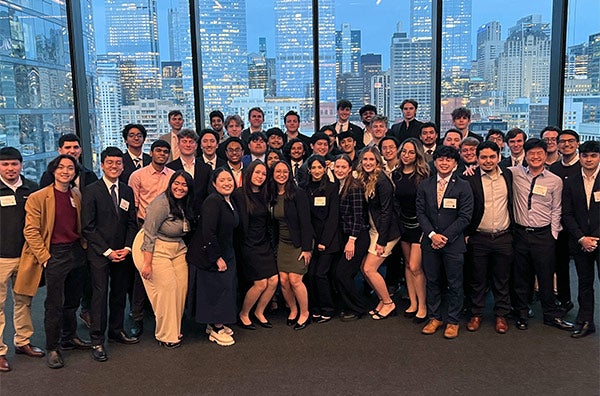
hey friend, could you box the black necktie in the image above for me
[293,163,299,176]
[527,175,540,210]
[110,184,118,211]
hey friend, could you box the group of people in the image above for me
[0,102,598,372]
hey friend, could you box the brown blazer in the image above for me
[14,185,85,297]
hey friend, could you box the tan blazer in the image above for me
[14,185,85,297]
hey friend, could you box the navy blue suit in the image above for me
[416,174,473,323]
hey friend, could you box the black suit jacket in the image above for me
[82,180,138,258]
[273,189,314,251]
[562,171,600,253]
[368,172,401,246]
[305,180,340,253]
[328,122,365,150]
[499,156,527,170]
[166,158,211,218]
[198,155,226,170]
[416,174,474,253]
[120,152,151,184]
[40,165,98,190]
[463,169,513,236]
[388,119,423,143]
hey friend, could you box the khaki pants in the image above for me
[0,258,34,355]
[135,240,188,344]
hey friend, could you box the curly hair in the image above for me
[396,138,430,185]
[356,146,383,199]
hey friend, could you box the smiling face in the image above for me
[507,134,525,156]
[434,156,457,178]
[53,158,77,185]
[266,152,281,168]
[200,133,218,157]
[169,114,184,132]
[101,156,124,183]
[290,142,305,161]
[361,151,378,173]
[311,139,329,156]
[285,114,299,134]
[150,146,170,166]
[338,106,351,123]
[400,142,417,167]
[178,136,198,157]
[339,136,356,154]
[268,134,284,149]
[371,120,387,139]
[541,130,559,154]
[210,116,223,133]
[273,162,290,186]
[477,148,500,173]
[333,158,351,180]
[225,142,243,164]
[171,175,189,199]
[557,134,579,157]
[226,120,242,137]
[249,110,264,130]
[309,160,326,181]
[125,127,145,150]
[420,126,437,147]
[250,163,267,188]
[525,147,547,171]
[0,159,22,184]
[380,139,398,162]
[213,170,234,197]
[58,141,82,161]
[460,145,477,164]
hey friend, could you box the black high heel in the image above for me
[287,313,299,326]
[372,302,397,320]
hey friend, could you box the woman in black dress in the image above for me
[236,160,278,328]
[300,155,340,323]
[186,168,239,346]
[392,138,430,322]
[333,154,370,321]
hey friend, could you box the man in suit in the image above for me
[499,128,528,169]
[38,133,98,330]
[327,100,363,145]
[83,147,140,363]
[209,110,226,142]
[283,110,311,146]
[450,107,483,142]
[388,99,423,143]
[222,137,245,188]
[159,110,184,162]
[357,104,377,149]
[416,145,473,339]
[241,131,268,167]
[0,147,44,372]
[198,129,226,171]
[561,140,600,338]
[463,141,513,334]
[241,107,265,144]
[420,122,440,163]
[120,124,151,184]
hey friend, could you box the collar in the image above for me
[127,149,142,162]
[0,174,23,191]
[102,176,118,191]
[436,173,452,184]
[203,154,216,164]
[480,166,503,177]
[562,154,580,167]
[149,165,169,175]
[582,165,600,181]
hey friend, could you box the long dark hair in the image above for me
[47,154,81,188]
[166,170,195,226]
[269,160,297,204]
[301,154,329,194]
[242,160,269,215]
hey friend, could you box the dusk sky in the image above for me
[93,0,599,69]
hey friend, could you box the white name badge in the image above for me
[0,195,16,207]
[594,191,600,203]
[70,197,77,208]
[314,196,326,207]
[532,184,547,196]
[443,198,457,209]
[119,199,130,211]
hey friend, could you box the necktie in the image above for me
[134,158,141,169]
[110,184,118,211]
[437,179,447,208]
[208,161,213,169]
[426,149,433,156]
[527,175,540,210]
[293,163,299,177]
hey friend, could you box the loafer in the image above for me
[79,311,92,329]
[61,337,92,350]
[108,331,140,345]
[467,316,482,332]
[14,343,45,357]
[422,319,444,335]
[208,328,235,346]
[206,324,234,336]
[0,356,10,372]
[130,320,144,338]
[495,317,509,334]
[571,322,596,339]
[46,350,64,369]
[444,323,459,339]
[543,317,575,331]
[516,317,528,330]
[91,345,108,362]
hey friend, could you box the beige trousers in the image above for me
[0,258,34,355]
[135,240,188,344]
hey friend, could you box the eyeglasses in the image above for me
[543,137,557,143]
[558,138,577,144]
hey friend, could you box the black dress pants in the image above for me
[555,230,572,304]
[44,242,86,351]
[334,230,370,315]
[308,251,336,317]
[573,249,599,323]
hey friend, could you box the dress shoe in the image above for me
[544,317,575,331]
[157,340,181,349]
[208,328,235,346]
[61,337,92,350]
[286,315,298,326]
[444,323,459,339]
[559,300,574,314]
[252,314,273,328]
[79,311,92,329]
[108,331,140,345]
[237,318,256,330]
[495,317,509,334]
[46,350,64,369]
[422,319,444,335]
[293,319,310,331]
[14,343,45,357]
[467,316,482,332]
[316,315,332,324]
[413,315,428,324]
[206,324,234,336]
[403,310,417,318]
[516,317,528,330]
[0,356,10,372]
[571,322,596,339]
[91,345,108,362]
[340,313,361,322]
[130,320,144,338]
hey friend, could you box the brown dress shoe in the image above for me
[467,316,482,332]
[15,344,45,358]
[0,356,10,372]
[444,323,459,339]
[495,317,508,334]
[422,319,444,335]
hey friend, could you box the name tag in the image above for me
[532,184,547,196]
[314,196,326,207]
[443,198,457,209]
[119,199,130,211]
[0,195,16,207]
[70,197,77,208]
[594,191,600,203]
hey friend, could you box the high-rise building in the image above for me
[275,0,336,123]
[198,0,249,118]
[337,74,363,108]
[441,0,472,77]
[161,62,184,106]
[169,0,195,125]
[476,21,503,85]
[105,0,161,105]
[360,53,382,108]
[589,33,600,94]
[121,99,175,152]
[97,54,123,148]
[566,42,588,79]
[335,23,361,77]
[410,0,432,39]
[248,38,277,98]
[390,29,432,121]
[371,72,391,118]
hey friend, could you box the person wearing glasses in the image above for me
[120,124,151,184]
[222,137,246,188]
[540,126,561,167]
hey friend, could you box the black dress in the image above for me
[240,192,277,281]
[393,171,423,244]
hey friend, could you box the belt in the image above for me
[475,229,511,239]
[514,224,551,233]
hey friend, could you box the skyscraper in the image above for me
[198,0,249,117]
[335,23,361,77]
[105,0,160,105]
[589,33,600,94]
[410,0,432,39]
[476,21,503,84]
[361,53,382,107]
[97,54,123,148]
[441,0,472,77]
[161,61,184,106]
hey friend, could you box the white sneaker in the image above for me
[209,328,235,346]
[206,324,234,336]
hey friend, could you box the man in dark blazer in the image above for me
[416,145,473,339]
[198,129,226,171]
[463,141,513,334]
[562,140,600,338]
[83,147,140,362]
[327,100,364,148]
[388,99,423,144]
[120,124,151,184]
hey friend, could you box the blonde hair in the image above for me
[356,146,384,199]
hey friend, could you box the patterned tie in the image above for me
[437,179,447,208]
[134,158,141,169]
[426,149,433,156]
[110,184,118,211]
